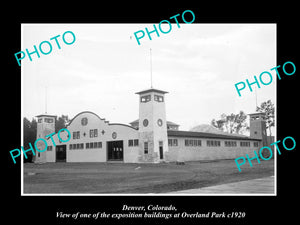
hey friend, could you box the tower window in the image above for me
[144,142,148,154]
[141,95,151,103]
[154,95,164,102]
[44,118,54,123]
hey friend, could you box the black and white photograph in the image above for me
[21,23,276,195]
[4,4,298,225]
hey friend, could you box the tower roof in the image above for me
[36,114,57,118]
[135,88,168,95]
[248,112,265,116]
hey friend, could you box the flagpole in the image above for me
[150,48,153,88]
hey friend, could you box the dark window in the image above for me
[128,140,133,147]
[44,118,54,123]
[90,129,94,138]
[197,140,201,146]
[141,95,151,103]
[184,139,201,147]
[207,140,221,147]
[73,131,80,139]
[240,141,250,147]
[185,140,189,146]
[193,140,197,146]
[144,142,148,154]
[225,141,237,147]
[89,129,98,138]
[154,95,164,102]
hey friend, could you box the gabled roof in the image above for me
[167,130,261,141]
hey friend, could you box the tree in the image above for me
[256,99,275,136]
[211,111,249,135]
[23,117,37,163]
[23,115,70,163]
[55,115,70,132]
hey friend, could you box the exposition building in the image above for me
[34,88,267,163]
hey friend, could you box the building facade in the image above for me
[34,88,265,163]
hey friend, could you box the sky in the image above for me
[22,23,276,131]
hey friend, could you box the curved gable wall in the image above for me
[46,111,139,163]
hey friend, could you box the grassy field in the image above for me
[23,159,274,194]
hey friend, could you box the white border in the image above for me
[21,23,277,197]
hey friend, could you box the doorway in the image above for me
[159,141,164,159]
[107,141,124,161]
[56,145,66,162]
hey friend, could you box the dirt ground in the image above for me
[23,159,274,194]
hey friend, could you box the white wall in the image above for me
[45,111,140,163]
[167,137,260,162]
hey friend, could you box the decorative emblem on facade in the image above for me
[157,119,163,127]
[143,119,149,127]
[81,117,88,126]
[112,132,117,139]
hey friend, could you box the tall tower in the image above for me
[136,88,169,163]
[249,112,267,146]
[34,114,56,163]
